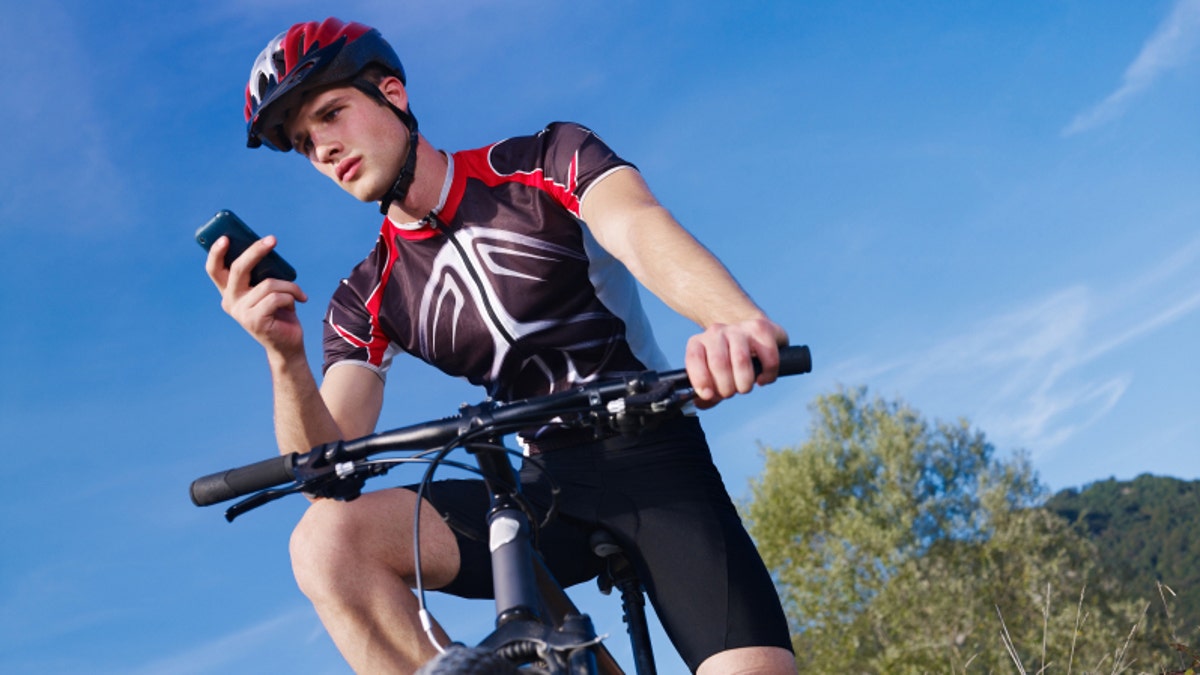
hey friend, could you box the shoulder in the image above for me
[537,122,620,153]
[483,122,612,156]
[540,121,599,140]
[510,122,633,177]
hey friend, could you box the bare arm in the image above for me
[205,235,383,454]
[319,364,385,441]
[267,349,383,454]
[580,168,788,406]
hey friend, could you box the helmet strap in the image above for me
[378,117,419,215]
[350,79,420,215]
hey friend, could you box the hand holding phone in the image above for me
[196,210,297,286]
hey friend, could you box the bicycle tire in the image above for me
[415,645,523,675]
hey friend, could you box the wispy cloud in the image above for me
[127,606,325,675]
[899,240,1199,453]
[1063,0,1200,136]
[725,235,1200,469]
[840,288,1126,454]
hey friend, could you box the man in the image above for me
[208,18,793,674]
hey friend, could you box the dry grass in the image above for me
[991,582,1198,675]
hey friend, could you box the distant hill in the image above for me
[1047,474,1200,644]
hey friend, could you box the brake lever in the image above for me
[604,378,695,434]
[224,460,391,521]
[225,484,305,522]
[303,460,394,503]
[625,382,694,413]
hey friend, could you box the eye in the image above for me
[290,132,311,155]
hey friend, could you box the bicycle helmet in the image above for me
[244,18,420,213]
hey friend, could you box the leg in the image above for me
[697,647,796,674]
[578,418,795,672]
[289,487,461,673]
[628,495,795,674]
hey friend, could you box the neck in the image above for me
[385,137,448,222]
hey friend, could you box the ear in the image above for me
[377,76,410,112]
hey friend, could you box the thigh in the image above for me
[632,494,793,671]
[592,420,793,671]
[418,477,604,599]
[412,478,493,598]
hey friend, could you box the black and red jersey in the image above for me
[322,122,669,402]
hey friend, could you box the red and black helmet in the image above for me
[244,18,406,151]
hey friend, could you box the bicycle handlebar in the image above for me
[189,454,296,507]
[190,345,812,510]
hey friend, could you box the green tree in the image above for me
[743,387,1141,673]
[1048,475,1200,654]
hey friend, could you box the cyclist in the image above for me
[208,17,794,674]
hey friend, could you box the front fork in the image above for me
[471,442,608,673]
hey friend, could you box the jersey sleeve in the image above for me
[546,122,637,203]
[487,122,637,218]
[321,249,399,379]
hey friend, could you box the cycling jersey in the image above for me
[320,122,794,668]
[322,122,669,402]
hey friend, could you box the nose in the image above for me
[312,133,341,164]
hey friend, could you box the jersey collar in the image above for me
[385,152,456,241]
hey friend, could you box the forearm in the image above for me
[619,206,768,328]
[582,169,769,328]
[581,168,788,405]
[267,349,344,456]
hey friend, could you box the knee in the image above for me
[288,489,458,601]
[289,499,391,600]
[697,646,795,675]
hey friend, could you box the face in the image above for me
[284,83,410,203]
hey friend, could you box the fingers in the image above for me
[205,234,283,289]
[226,235,277,289]
[204,236,231,288]
[207,235,305,300]
[685,318,789,407]
[236,282,302,331]
[687,329,751,400]
[203,234,307,352]
[748,320,790,386]
[229,276,308,324]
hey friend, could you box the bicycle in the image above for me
[190,345,812,674]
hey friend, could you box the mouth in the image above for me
[335,157,361,183]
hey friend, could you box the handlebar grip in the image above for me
[777,345,813,376]
[190,454,296,506]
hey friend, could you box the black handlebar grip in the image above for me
[777,345,813,376]
[190,454,296,506]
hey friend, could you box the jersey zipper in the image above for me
[429,216,517,345]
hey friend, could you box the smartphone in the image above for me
[195,210,297,286]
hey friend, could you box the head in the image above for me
[244,18,419,213]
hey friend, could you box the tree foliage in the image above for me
[1048,474,1200,652]
[743,387,1141,673]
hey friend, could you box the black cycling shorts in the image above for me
[410,416,793,671]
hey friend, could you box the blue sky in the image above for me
[1,0,1197,673]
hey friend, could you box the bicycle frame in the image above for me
[191,345,813,674]
[466,439,622,673]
